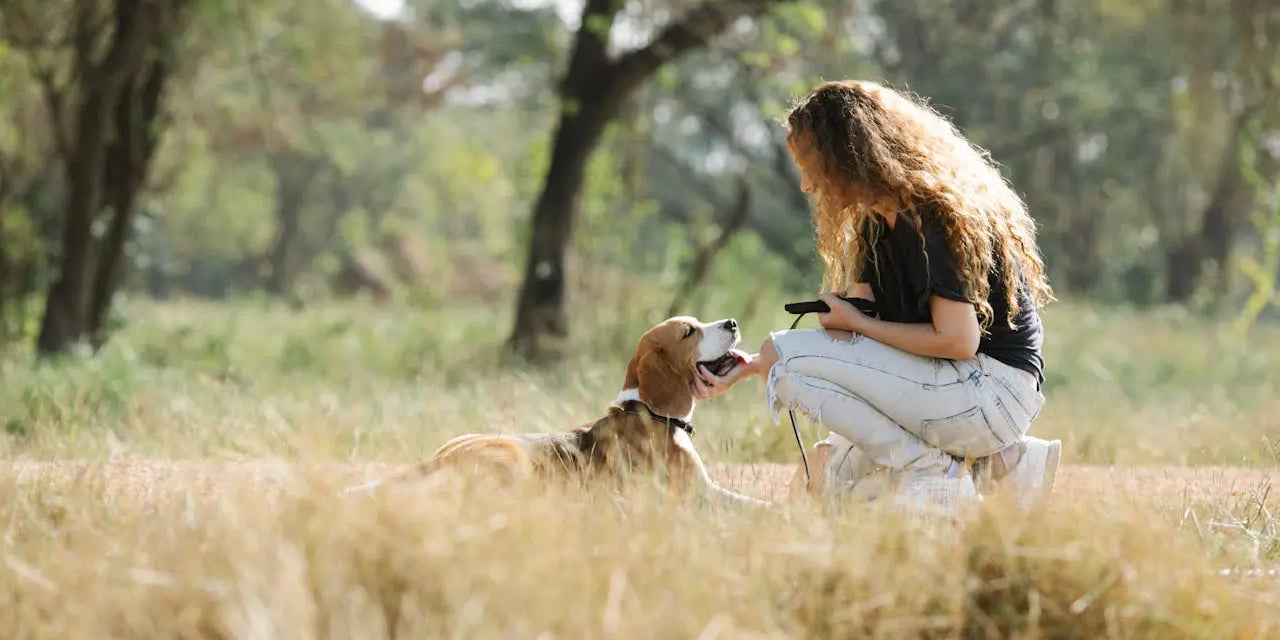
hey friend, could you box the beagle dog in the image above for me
[344,316,766,507]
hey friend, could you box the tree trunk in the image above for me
[507,0,794,360]
[36,87,117,355]
[1164,240,1202,302]
[1163,112,1255,302]
[35,0,174,356]
[88,57,171,348]
[508,108,615,357]
[265,152,322,296]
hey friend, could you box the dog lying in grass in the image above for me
[343,316,767,507]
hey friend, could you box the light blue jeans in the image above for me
[766,329,1045,475]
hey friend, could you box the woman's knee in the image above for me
[766,367,859,421]
[759,328,833,374]
[756,335,780,374]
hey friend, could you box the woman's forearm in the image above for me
[819,292,980,361]
[842,316,977,361]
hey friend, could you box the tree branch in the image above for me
[88,0,160,97]
[72,0,98,77]
[667,175,752,316]
[0,1,75,51]
[651,144,811,272]
[560,0,621,96]
[28,62,73,162]
[612,0,791,94]
[670,61,811,215]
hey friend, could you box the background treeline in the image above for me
[1,0,1277,359]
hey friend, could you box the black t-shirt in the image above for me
[859,207,1044,385]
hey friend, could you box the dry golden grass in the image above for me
[1,298,1278,638]
[1,461,1276,639]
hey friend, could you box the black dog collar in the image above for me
[616,400,694,437]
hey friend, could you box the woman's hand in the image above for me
[817,292,871,333]
[693,354,759,401]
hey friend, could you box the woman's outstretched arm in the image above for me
[818,292,980,361]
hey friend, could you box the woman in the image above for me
[696,80,1060,512]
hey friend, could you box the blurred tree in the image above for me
[1160,0,1279,302]
[509,0,801,360]
[3,0,196,355]
[201,0,461,296]
[175,0,545,299]
[1236,141,1280,333]
[4,0,1275,348]
[863,0,1279,303]
[639,2,862,286]
[0,39,57,342]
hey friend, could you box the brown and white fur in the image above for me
[343,316,767,507]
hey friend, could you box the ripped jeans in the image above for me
[766,329,1045,476]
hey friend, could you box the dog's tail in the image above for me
[338,435,531,498]
[338,477,387,497]
[337,459,456,498]
[338,438,492,498]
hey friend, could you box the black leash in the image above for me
[785,312,812,488]
[782,295,878,490]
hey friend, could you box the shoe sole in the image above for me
[1042,439,1062,495]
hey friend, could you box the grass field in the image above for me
[0,295,1277,638]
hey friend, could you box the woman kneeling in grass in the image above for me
[697,80,1061,512]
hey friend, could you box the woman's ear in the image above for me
[632,347,694,420]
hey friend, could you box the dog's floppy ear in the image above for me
[624,346,694,420]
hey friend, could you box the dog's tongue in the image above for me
[729,349,748,365]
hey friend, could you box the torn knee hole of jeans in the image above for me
[766,367,825,428]
[765,361,783,424]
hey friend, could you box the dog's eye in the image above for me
[683,325,697,339]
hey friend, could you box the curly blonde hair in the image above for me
[785,80,1054,328]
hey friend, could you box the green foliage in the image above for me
[1,0,1278,353]
[1235,146,1280,335]
[2,5,1279,632]
[2,295,1278,469]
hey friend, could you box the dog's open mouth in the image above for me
[698,349,749,378]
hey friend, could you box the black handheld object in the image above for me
[784,295,878,317]
[780,294,877,490]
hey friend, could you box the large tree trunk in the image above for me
[1163,0,1278,302]
[88,57,171,347]
[1163,112,1254,302]
[37,87,121,355]
[509,107,616,355]
[507,0,794,360]
[35,0,182,356]
[507,0,619,358]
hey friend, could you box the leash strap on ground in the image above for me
[786,313,812,488]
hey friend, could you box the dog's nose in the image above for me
[722,319,738,331]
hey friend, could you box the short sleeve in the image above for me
[856,218,878,283]
[916,212,969,313]
[859,245,876,283]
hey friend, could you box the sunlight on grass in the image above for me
[1,296,1276,467]
[0,297,1277,637]
[0,462,1275,639]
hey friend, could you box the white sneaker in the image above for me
[892,469,980,518]
[821,432,979,513]
[819,433,893,502]
[1005,436,1061,508]
[821,432,866,490]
